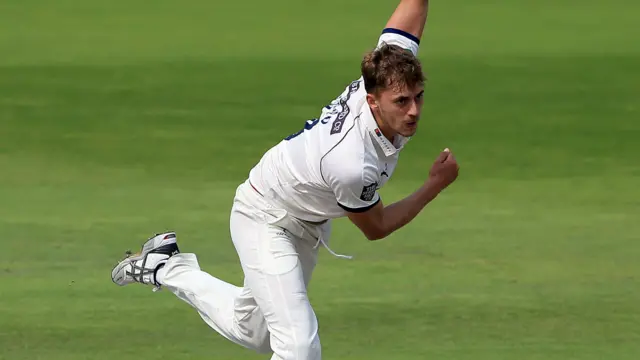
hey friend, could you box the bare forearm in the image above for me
[385,0,430,40]
[375,180,441,240]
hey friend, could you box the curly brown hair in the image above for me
[361,43,425,94]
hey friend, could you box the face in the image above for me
[367,84,425,138]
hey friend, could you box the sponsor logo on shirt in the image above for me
[330,80,361,135]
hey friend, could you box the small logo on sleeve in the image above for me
[380,163,389,178]
[360,182,378,201]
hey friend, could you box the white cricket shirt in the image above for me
[248,28,420,223]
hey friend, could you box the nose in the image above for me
[407,99,419,118]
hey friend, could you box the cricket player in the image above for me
[111,0,459,359]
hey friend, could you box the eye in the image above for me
[395,97,408,105]
[416,91,424,100]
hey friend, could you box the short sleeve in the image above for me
[377,28,420,56]
[323,154,381,213]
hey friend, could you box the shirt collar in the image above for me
[360,101,410,157]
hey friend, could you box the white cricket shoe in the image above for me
[111,232,180,291]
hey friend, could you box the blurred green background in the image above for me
[1,0,639,359]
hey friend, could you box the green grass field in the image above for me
[1,0,639,359]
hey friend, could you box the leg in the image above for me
[156,196,322,359]
[156,253,272,354]
[112,180,322,359]
[110,230,271,353]
[229,207,321,360]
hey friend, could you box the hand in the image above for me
[427,148,459,191]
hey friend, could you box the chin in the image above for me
[399,126,418,137]
[399,120,419,137]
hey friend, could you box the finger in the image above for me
[444,152,456,164]
[436,148,451,163]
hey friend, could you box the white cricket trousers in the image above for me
[156,179,332,360]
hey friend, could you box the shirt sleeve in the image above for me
[377,28,420,56]
[322,153,381,213]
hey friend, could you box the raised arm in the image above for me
[384,0,430,42]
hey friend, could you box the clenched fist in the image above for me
[427,148,459,191]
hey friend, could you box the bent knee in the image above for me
[295,336,321,359]
[254,333,272,354]
[280,333,321,359]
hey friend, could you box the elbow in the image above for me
[365,227,388,241]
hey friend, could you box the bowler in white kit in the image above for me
[111,1,459,359]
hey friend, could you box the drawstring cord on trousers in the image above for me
[250,180,353,260]
[313,234,353,260]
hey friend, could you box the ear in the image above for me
[366,93,379,111]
